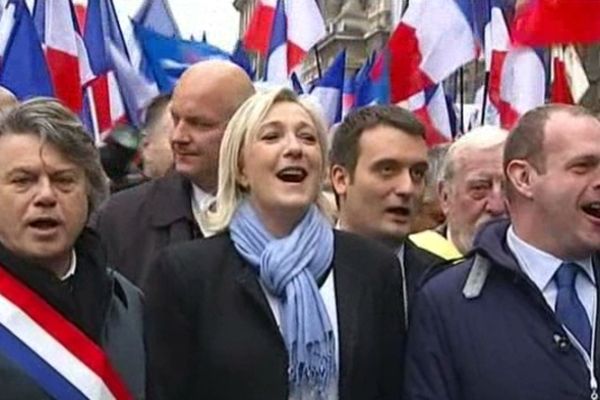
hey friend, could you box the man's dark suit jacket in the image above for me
[145,230,405,400]
[403,238,447,314]
[91,173,201,289]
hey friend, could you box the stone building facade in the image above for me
[233,0,600,110]
[233,0,405,83]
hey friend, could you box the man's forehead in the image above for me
[359,126,426,156]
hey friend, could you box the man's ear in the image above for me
[330,164,351,199]
[506,159,535,199]
[438,180,452,217]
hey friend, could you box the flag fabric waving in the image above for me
[0,0,53,100]
[482,3,545,129]
[135,23,229,93]
[133,0,180,38]
[407,84,454,146]
[388,0,477,103]
[310,49,346,127]
[245,0,325,82]
[513,0,600,46]
[551,45,589,105]
[33,0,94,113]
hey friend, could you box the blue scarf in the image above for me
[230,201,336,397]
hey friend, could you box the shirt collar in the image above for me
[191,184,213,209]
[506,225,595,292]
[60,249,77,281]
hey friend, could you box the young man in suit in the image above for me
[329,105,437,323]
[405,104,600,399]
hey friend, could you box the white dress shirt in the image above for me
[506,226,596,346]
[190,184,216,237]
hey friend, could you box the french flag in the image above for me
[551,45,589,105]
[388,0,477,103]
[309,49,345,127]
[484,3,545,129]
[407,84,454,146]
[341,76,355,120]
[83,0,129,139]
[285,0,326,70]
[264,0,287,82]
[33,0,94,113]
[0,0,53,100]
[0,0,16,63]
[354,53,389,108]
[245,0,325,81]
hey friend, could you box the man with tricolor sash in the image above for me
[0,99,144,399]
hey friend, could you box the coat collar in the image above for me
[147,173,196,228]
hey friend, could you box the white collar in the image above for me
[506,225,594,292]
[190,184,216,237]
[60,250,77,281]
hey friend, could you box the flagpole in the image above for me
[481,71,490,125]
[314,45,323,80]
[459,66,465,134]
[480,0,492,126]
[85,86,101,145]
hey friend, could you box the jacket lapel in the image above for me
[232,250,282,338]
[333,236,367,392]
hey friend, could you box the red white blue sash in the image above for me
[0,264,133,400]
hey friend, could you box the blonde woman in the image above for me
[145,87,404,400]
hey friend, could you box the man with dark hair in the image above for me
[92,60,255,288]
[0,98,144,399]
[330,105,442,323]
[141,94,174,179]
[405,104,600,400]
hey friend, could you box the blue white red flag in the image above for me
[550,45,589,105]
[388,0,477,103]
[407,84,454,146]
[310,49,346,127]
[135,23,229,93]
[0,0,16,63]
[231,40,255,80]
[83,0,128,138]
[0,0,53,100]
[245,0,325,82]
[33,0,94,113]
[354,54,388,107]
[481,2,545,129]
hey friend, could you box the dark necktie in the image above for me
[554,262,592,354]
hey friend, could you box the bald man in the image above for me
[92,60,255,287]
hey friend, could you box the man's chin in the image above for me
[376,228,409,249]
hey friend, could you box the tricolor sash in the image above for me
[0,264,133,400]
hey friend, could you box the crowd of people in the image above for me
[0,58,598,400]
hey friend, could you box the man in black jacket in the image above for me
[405,104,600,399]
[329,105,441,324]
[92,60,255,288]
[0,99,144,399]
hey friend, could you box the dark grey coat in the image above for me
[0,232,145,400]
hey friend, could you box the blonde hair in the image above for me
[203,87,332,232]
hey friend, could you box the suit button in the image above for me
[553,333,570,352]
